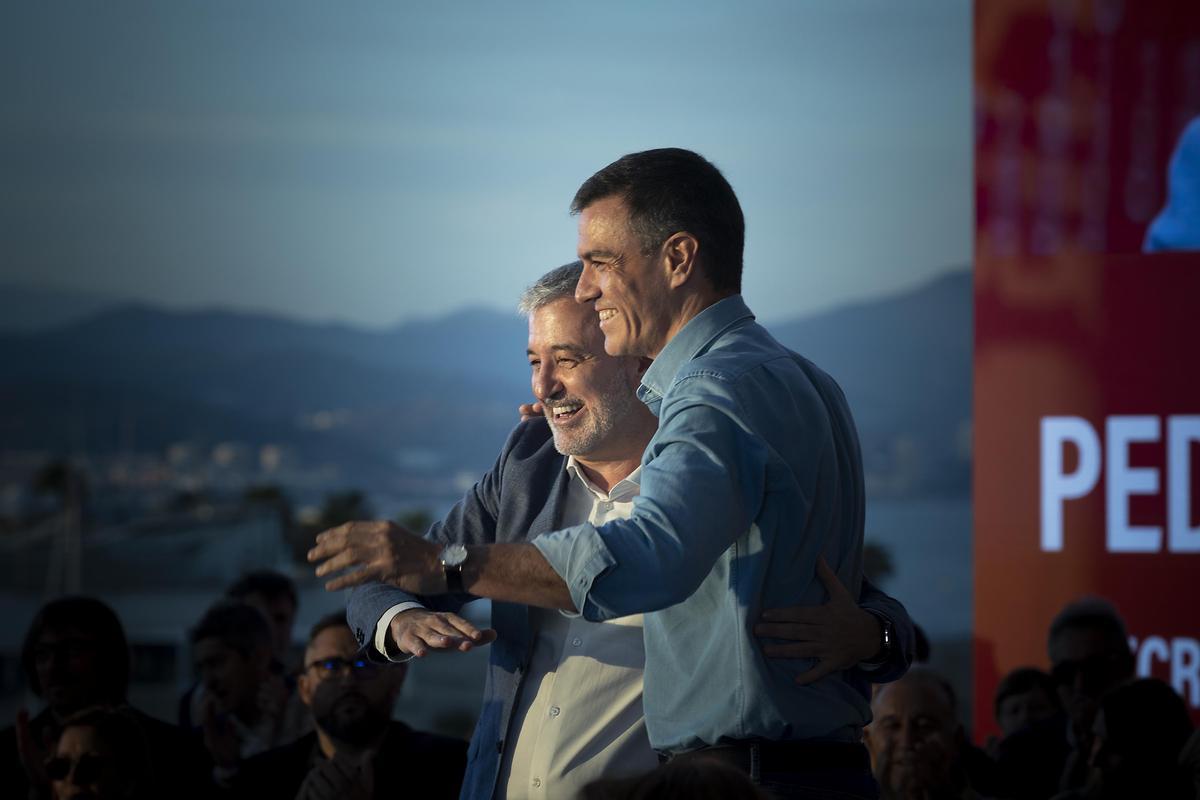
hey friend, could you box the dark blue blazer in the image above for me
[347,417,914,800]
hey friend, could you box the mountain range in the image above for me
[0,270,972,499]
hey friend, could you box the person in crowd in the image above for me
[986,667,1060,757]
[1052,678,1195,800]
[334,261,913,798]
[189,601,309,785]
[0,596,210,799]
[995,597,1136,799]
[233,612,466,800]
[182,571,303,733]
[47,706,151,800]
[313,148,893,796]
[865,668,984,800]
[226,570,300,667]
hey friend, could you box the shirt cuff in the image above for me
[857,609,888,671]
[531,523,617,620]
[375,601,426,663]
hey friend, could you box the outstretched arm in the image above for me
[313,525,576,611]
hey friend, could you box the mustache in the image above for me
[542,395,584,411]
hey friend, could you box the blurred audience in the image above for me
[181,570,300,730]
[1053,678,1194,800]
[995,597,1135,798]
[233,612,466,799]
[0,596,209,800]
[189,601,309,785]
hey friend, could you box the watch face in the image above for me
[440,543,468,568]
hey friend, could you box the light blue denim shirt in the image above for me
[532,295,870,753]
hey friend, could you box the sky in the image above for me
[1,1,971,328]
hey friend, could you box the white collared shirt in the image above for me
[497,458,655,799]
[373,459,657,797]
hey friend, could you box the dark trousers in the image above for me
[663,740,880,800]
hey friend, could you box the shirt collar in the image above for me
[638,295,754,405]
[565,456,642,501]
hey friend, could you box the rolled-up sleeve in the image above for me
[533,376,769,621]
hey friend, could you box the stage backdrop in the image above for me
[974,0,1200,741]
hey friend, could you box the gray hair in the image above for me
[517,261,583,317]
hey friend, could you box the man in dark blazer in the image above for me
[340,263,915,800]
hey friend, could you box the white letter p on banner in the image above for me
[1041,416,1101,552]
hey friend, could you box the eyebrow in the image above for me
[579,249,617,261]
[527,344,587,356]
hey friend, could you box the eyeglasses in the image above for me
[305,657,380,679]
[45,753,109,784]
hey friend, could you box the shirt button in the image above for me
[532,778,542,788]
[599,500,613,511]
[549,706,560,717]
[571,637,583,647]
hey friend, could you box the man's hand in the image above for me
[390,608,496,658]
[200,694,241,769]
[295,754,372,800]
[307,521,443,594]
[518,401,544,422]
[754,557,882,686]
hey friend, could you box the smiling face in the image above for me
[866,675,961,796]
[528,297,647,461]
[574,195,675,358]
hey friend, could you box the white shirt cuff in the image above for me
[374,601,426,663]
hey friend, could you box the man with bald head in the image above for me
[865,669,979,800]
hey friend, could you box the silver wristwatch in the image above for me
[439,544,468,593]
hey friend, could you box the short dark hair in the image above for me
[571,148,745,294]
[308,611,352,646]
[1047,597,1131,656]
[226,570,297,610]
[994,666,1059,720]
[190,601,272,658]
[21,596,130,703]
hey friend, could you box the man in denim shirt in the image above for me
[313,149,880,796]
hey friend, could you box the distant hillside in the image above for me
[771,270,972,497]
[0,270,972,498]
[0,284,123,333]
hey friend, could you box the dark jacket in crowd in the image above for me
[233,721,466,800]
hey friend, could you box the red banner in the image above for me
[974,0,1200,742]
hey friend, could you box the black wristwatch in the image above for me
[439,544,468,593]
[865,614,893,666]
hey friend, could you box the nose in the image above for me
[532,362,562,403]
[575,262,599,304]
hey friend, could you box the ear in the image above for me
[297,671,314,708]
[661,231,700,289]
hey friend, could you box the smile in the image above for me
[598,309,617,322]
[551,402,583,422]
